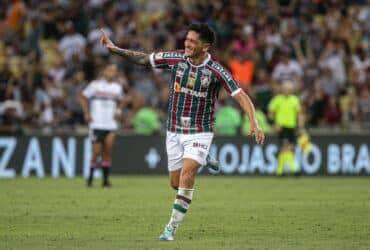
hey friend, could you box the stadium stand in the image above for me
[0,0,369,135]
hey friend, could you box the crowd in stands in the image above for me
[0,0,369,135]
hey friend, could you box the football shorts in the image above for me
[89,129,113,144]
[166,131,214,171]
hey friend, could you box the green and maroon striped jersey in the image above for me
[149,51,241,134]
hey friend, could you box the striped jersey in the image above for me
[82,79,123,130]
[149,51,241,134]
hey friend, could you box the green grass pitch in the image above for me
[1,176,369,250]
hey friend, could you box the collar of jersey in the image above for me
[185,53,211,67]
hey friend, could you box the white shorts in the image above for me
[166,131,214,172]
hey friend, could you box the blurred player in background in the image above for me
[100,23,265,241]
[79,64,124,187]
[268,80,304,176]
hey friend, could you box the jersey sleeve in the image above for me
[212,64,241,96]
[82,81,96,98]
[149,51,184,69]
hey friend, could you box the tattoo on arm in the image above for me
[110,47,150,66]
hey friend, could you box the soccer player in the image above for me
[100,23,265,240]
[79,64,124,187]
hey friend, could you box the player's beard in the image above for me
[185,47,203,60]
[184,47,194,57]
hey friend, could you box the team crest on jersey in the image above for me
[201,75,211,88]
[187,71,196,89]
[178,62,188,70]
[200,68,212,88]
[201,68,212,76]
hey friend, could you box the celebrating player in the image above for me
[79,64,124,187]
[100,23,265,240]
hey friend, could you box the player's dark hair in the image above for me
[188,23,216,45]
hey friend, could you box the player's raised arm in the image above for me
[100,29,150,66]
[233,90,265,145]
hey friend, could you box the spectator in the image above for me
[350,46,370,89]
[241,108,271,136]
[214,105,242,136]
[132,107,160,135]
[305,80,327,127]
[87,17,112,56]
[318,39,346,88]
[0,83,24,134]
[65,71,86,126]
[5,0,26,32]
[339,86,359,129]
[357,86,370,128]
[228,51,255,90]
[323,96,342,127]
[59,21,86,62]
[317,66,341,97]
[272,51,303,91]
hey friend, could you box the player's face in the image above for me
[104,65,117,81]
[184,31,208,58]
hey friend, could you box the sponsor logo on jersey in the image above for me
[211,62,233,81]
[94,90,118,97]
[179,87,207,98]
[163,52,183,58]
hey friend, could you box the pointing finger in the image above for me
[100,28,107,36]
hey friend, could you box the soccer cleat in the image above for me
[205,155,220,172]
[159,225,175,241]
